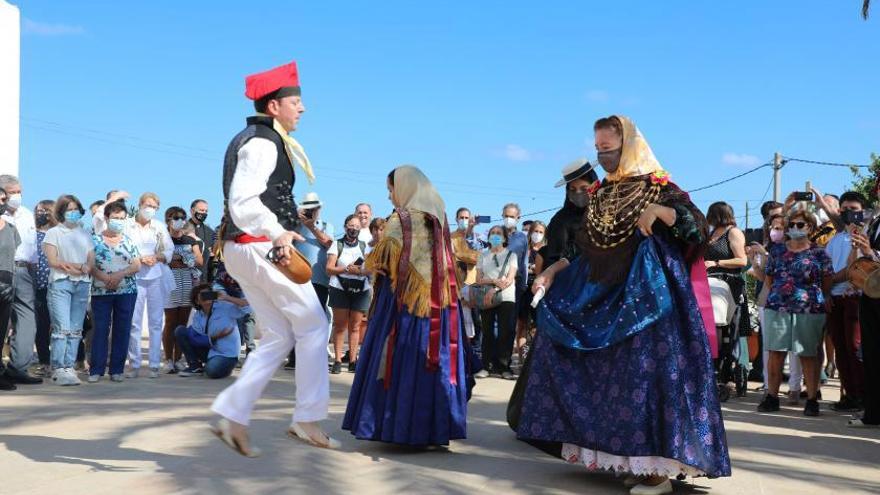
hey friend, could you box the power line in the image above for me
[686,162,773,193]
[782,156,871,169]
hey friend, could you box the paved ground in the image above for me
[1,363,879,495]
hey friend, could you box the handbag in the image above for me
[469,251,512,310]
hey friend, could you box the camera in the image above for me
[303,208,315,220]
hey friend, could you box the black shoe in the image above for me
[757,394,780,413]
[804,399,820,417]
[0,373,17,391]
[799,389,822,400]
[178,366,204,377]
[831,397,863,412]
[330,361,342,374]
[5,367,43,384]
[342,351,351,363]
[348,361,357,373]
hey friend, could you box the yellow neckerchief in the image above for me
[256,113,316,184]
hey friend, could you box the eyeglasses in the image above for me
[171,216,186,221]
[788,221,807,229]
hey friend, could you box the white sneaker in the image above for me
[65,368,82,386]
[87,374,101,384]
[126,368,140,379]
[52,369,65,385]
[110,374,124,382]
[149,367,160,379]
[630,479,673,495]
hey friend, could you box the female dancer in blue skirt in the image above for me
[343,165,467,446]
[518,116,731,495]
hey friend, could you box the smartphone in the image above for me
[475,215,491,224]
[793,191,814,201]
[842,209,866,226]
[353,257,365,266]
[200,290,218,301]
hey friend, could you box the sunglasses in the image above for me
[788,221,807,229]
[171,216,186,221]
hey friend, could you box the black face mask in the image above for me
[0,203,6,217]
[193,212,208,223]
[345,228,360,240]
[567,190,589,208]
[597,149,622,174]
[35,212,51,227]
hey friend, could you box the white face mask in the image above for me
[140,207,156,221]
[171,219,186,230]
[531,232,544,244]
[7,193,21,210]
[503,216,517,229]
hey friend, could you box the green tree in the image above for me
[850,153,880,207]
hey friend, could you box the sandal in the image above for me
[211,418,262,458]
[287,422,341,450]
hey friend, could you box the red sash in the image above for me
[234,233,270,244]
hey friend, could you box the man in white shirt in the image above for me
[355,203,373,244]
[210,61,337,456]
[0,174,42,384]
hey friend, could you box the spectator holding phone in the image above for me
[176,284,249,379]
[285,192,334,369]
[824,191,868,412]
[326,214,371,374]
[452,207,483,341]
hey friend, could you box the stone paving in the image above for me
[1,363,879,495]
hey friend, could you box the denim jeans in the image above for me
[48,278,91,369]
[175,325,236,379]
[90,293,138,376]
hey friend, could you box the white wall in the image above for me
[0,1,20,177]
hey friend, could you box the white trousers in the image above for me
[129,277,165,369]
[211,241,330,425]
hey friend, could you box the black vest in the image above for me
[222,116,298,240]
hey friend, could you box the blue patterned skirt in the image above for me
[343,277,468,445]
[516,236,731,478]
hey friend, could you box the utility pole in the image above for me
[773,152,782,203]
[745,201,749,230]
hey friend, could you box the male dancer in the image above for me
[211,61,338,456]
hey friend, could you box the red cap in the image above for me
[245,61,301,101]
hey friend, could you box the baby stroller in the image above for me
[708,275,748,401]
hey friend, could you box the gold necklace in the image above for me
[586,180,661,249]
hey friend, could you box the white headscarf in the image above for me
[391,165,447,224]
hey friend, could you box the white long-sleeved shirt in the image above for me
[2,206,37,263]
[92,205,173,281]
[227,138,288,241]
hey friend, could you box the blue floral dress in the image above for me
[92,234,140,296]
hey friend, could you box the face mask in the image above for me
[0,203,7,216]
[597,149,622,174]
[531,232,544,244]
[171,219,186,230]
[457,219,468,231]
[193,212,207,223]
[140,207,156,221]
[502,217,517,229]
[346,228,360,239]
[567,190,589,208]
[107,218,126,233]
[64,210,83,224]
[35,212,50,227]
[6,193,21,210]
[489,234,504,248]
[769,229,784,243]
[787,228,807,240]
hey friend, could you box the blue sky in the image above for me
[13,0,880,233]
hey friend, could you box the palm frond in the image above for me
[864,0,871,19]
